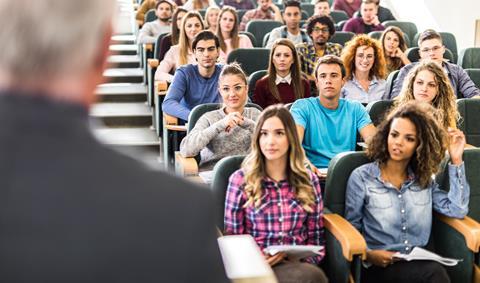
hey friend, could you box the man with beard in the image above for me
[162,31,223,122]
[265,0,311,48]
[239,0,282,31]
[296,15,342,80]
[137,0,174,44]
[343,0,385,34]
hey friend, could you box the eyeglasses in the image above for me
[420,45,443,53]
[312,27,329,33]
[356,54,375,61]
[220,85,246,94]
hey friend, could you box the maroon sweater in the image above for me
[253,76,312,109]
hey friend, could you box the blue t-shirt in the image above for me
[291,97,372,168]
[162,64,222,121]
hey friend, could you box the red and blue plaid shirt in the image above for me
[224,169,325,264]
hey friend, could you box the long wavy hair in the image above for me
[380,26,408,74]
[395,60,459,129]
[204,6,220,30]
[178,11,204,65]
[216,6,240,53]
[367,101,447,188]
[266,39,305,102]
[171,8,187,45]
[341,34,386,80]
[242,105,316,212]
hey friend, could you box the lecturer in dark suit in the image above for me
[0,0,228,282]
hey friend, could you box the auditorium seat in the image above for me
[248,70,268,99]
[212,154,368,283]
[458,48,480,69]
[227,48,270,75]
[246,20,282,47]
[330,31,354,46]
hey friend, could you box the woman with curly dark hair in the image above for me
[341,34,387,103]
[345,101,469,283]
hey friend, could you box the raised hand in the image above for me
[447,127,466,165]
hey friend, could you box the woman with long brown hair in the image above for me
[225,105,328,283]
[346,101,468,283]
[157,7,187,62]
[216,6,252,63]
[154,11,204,82]
[395,60,459,130]
[253,39,311,109]
[380,26,410,75]
[341,34,387,103]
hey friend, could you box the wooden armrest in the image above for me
[323,213,367,261]
[164,113,178,125]
[435,213,480,252]
[155,80,168,94]
[165,125,187,131]
[148,58,159,68]
[144,43,153,52]
[175,151,199,176]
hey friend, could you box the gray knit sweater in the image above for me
[180,107,261,168]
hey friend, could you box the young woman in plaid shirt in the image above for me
[224,105,328,282]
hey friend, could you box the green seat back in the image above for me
[210,155,246,230]
[227,48,270,75]
[365,100,394,126]
[458,48,480,69]
[456,99,480,147]
[144,9,157,23]
[465,68,480,88]
[245,20,283,47]
[248,70,267,99]
[324,151,370,216]
[330,31,354,46]
[330,10,349,23]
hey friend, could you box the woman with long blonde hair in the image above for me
[224,105,328,283]
[346,101,468,283]
[395,60,459,130]
[253,39,311,108]
[204,6,220,33]
[216,6,252,63]
[154,11,204,82]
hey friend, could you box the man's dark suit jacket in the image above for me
[0,91,228,283]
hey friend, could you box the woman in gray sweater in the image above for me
[180,63,261,169]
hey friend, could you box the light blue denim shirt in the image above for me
[345,162,469,253]
[341,75,387,104]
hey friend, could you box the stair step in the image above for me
[93,127,159,146]
[109,44,138,56]
[92,127,162,165]
[107,55,141,68]
[103,68,143,83]
[90,102,152,127]
[95,83,147,102]
[111,34,136,45]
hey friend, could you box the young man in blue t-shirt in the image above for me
[291,55,376,172]
[162,31,223,122]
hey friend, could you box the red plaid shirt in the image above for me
[224,169,325,264]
